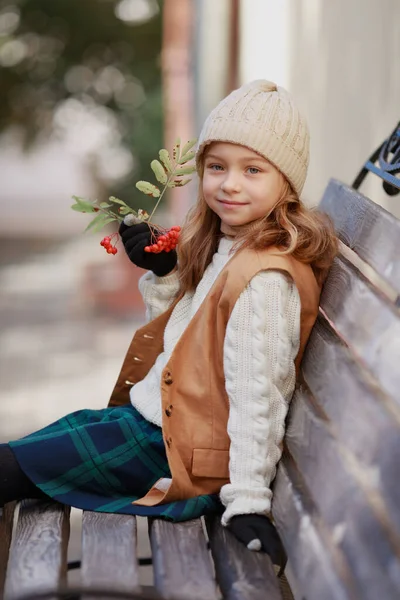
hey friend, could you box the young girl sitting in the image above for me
[1,80,337,570]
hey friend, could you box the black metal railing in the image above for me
[352,121,400,195]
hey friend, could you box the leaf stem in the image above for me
[148,163,177,222]
[96,205,124,224]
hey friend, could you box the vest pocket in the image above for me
[192,448,229,479]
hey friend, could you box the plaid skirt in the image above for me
[9,404,222,521]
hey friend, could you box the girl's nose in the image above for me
[221,171,241,193]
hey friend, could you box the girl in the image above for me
[0,80,337,570]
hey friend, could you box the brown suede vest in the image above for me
[107,246,320,506]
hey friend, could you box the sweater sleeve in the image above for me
[138,270,180,323]
[220,270,301,526]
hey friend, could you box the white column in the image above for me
[239,0,290,88]
[193,0,232,131]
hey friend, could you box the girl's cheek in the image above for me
[202,183,210,198]
[202,178,213,193]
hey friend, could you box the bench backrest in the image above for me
[1,178,399,600]
[272,179,400,600]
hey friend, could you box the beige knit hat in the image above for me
[196,80,310,195]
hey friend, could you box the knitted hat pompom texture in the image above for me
[196,80,310,196]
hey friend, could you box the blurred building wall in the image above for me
[162,0,196,224]
[195,0,400,217]
[287,0,400,217]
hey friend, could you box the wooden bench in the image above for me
[1,178,400,600]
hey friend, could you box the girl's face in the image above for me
[202,142,285,235]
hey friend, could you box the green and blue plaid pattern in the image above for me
[9,405,222,521]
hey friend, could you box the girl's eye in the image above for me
[247,167,261,174]
[207,164,224,171]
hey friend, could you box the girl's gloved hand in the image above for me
[227,514,287,574]
[119,222,178,277]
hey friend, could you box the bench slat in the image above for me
[286,391,400,600]
[320,256,400,402]
[149,518,218,600]
[205,515,282,600]
[81,511,140,593]
[302,318,400,533]
[4,500,70,600]
[319,179,400,293]
[272,456,357,600]
[0,503,16,598]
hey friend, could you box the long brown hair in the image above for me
[177,165,338,294]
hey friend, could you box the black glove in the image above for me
[119,222,177,277]
[227,514,287,573]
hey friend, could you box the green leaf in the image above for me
[71,196,97,212]
[136,180,161,198]
[100,202,112,208]
[101,216,118,227]
[137,209,150,220]
[159,149,172,173]
[71,203,87,212]
[92,215,118,233]
[109,196,129,207]
[84,213,108,232]
[168,177,192,188]
[181,138,197,156]
[172,137,181,161]
[178,150,195,164]
[151,159,168,184]
[174,165,196,176]
[117,206,132,215]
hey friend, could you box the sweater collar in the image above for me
[217,237,236,256]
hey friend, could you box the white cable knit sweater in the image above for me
[130,237,301,524]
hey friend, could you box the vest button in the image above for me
[164,371,173,385]
[165,405,173,417]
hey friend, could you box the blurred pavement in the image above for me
[0,235,153,585]
[0,235,144,440]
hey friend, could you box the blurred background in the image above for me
[0,0,399,586]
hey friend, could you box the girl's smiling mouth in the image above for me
[217,199,248,206]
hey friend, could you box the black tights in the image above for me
[0,443,47,505]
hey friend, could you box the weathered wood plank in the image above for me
[205,515,282,600]
[302,317,400,534]
[319,179,400,293]
[272,455,358,600]
[285,391,400,600]
[4,500,70,600]
[81,511,140,594]
[149,518,218,600]
[338,242,398,305]
[319,256,400,402]
[0,503,16,599]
